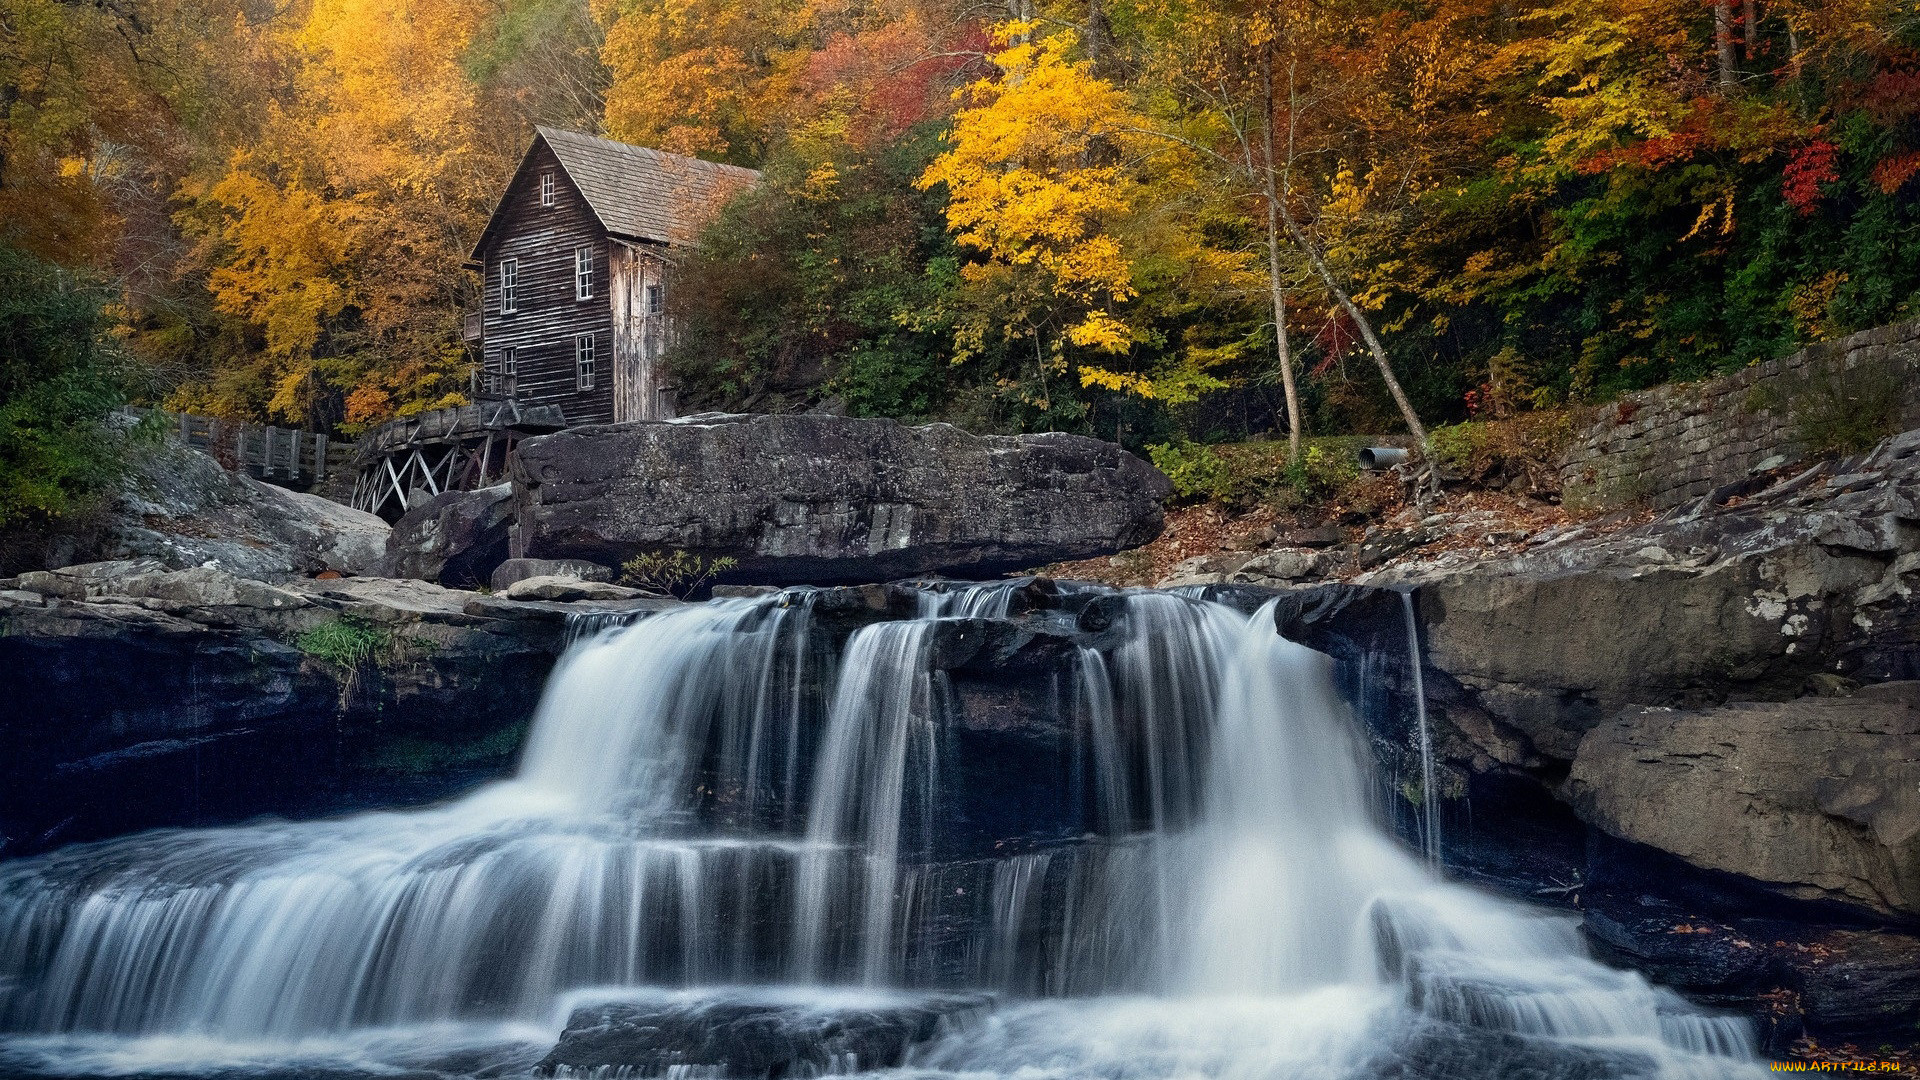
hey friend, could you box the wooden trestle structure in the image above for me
[349,401,567,521]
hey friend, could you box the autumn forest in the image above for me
[3,0,1918,522]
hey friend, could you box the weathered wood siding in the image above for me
[479,140,615,424]
[609,242,674,422]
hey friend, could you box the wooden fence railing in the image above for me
[122,407,349,489]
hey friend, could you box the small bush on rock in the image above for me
[621,550,739,598]
[297,617,392,670]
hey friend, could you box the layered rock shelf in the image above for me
[510,413,1171,584]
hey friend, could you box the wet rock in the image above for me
[1230,548,1332,584]
[511,413,1169,585]
[536,991,994,1078]
[377,484,513,588]
[926,617,1078,674]
[0,572,606,855]
[1567,684,1920,917]
[712,583,783,598]
[1798,930,1920,1038]
[809,582,924,634]
[503,575,657,602]
[489,557,615,592]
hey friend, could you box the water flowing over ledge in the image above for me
[0,584,1763,1078]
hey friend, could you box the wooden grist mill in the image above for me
[348,128,760,523]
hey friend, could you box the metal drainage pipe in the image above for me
[1358,446,1410,470]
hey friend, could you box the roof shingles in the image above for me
[534,126,760,246]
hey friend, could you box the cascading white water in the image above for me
[1400,589,1443,866]
[0,584,1763,1079]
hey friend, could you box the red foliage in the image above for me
[801,23,978,147]
[1782,140,1840,216]
[1578,129,1707,175]
[1310,309,1357,373]
[1859,67,1920,125]
[1872,150,1920,195]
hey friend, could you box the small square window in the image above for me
[540,171,555,208]
[575,333,596,390]
[498,258,518,315]
[575,245,594,301]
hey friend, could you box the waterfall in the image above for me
[0,585,1763,1079]
[1400,589,1442,866]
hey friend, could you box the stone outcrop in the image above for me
[0,562,674,855]
[511,413,1169,584]
[1378,428,1920,766]
[14,438,389,580]
[376,484,513,587]
[502,575,658,602]
[1568,684,1920,917]
[491,557,611,591]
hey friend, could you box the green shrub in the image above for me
[1428,412,1575,494]
[1788,357,1905,457]
[296,617,392,670]
[1147,437,1367,510]
[0,243,139,526]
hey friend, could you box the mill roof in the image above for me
[471,127,761,257]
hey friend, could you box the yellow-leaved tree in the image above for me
[920,25,1246,407]
[594,0,814,163]
[178,0,514,429]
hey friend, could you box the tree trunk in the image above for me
[1715,0,1739,89]
[1743,0,1758,56]
[1281,217,1430,451]
[1259,49,1303,464]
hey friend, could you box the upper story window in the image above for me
[498,258,519,315]
[575,245,594,301]
[540,170,555,208]
[646,283,664,316]
[501,345,517,376]
[575,333,596,390]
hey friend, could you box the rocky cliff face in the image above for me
[510,413,1170,584]
[0,565,672,855]
[1569,685,1920,916]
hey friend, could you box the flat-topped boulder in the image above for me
[510,413,1169,585]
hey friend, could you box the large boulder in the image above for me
[510,413,1170,585]
[1568,683,1920,917]
[376,483,513,587]
[13,437,389,580]
[491,557,612,591]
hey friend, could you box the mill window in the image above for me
[498,258,518,314]
[575,245,594,301]
[646,282,664,315]
[540,170,555,207]
[575,333,596,390]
